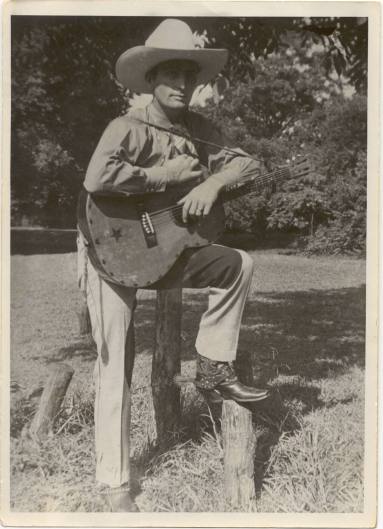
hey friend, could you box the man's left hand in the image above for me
[177,178,223,223]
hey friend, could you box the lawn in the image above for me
[10,251,366,512]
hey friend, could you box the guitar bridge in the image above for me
[140,211,158,248]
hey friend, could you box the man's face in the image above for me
[149,60,199,112]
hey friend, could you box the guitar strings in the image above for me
[148,157,308,227]
[149,167,296,227]
[149,167,288,220]
[150,168,291,226]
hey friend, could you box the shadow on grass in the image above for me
[239,285,366,378]
[136,284,366,375]
[39,284,364,499]
[134,284,365,495]
[40,285,365,384]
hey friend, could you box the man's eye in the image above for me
[166,70,178,78]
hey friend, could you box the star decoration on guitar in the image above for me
[111,227,122,242]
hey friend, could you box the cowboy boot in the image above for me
[105,485,139,512]
[195,355,270,403]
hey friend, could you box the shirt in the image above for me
[83,102,261,194]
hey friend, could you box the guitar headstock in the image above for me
[288,155,314,180]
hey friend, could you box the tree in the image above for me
[199,39,367,254]
[11,16,158,226]
[193,17,367,92]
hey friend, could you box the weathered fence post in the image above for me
[222,400,257,510]
[152,287,259,508]
[151,289,182,447]
[30,363,74,441]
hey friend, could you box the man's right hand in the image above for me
[165,155,203,185]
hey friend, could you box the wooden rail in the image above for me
[30,363,74,440]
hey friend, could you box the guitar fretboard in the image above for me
[221,166,291,203]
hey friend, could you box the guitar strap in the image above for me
[128,117,263,163]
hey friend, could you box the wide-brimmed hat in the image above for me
[115,19,228,93]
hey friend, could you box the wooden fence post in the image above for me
[151,289,182,447]
[30,363,74,441]
[222,400,257,510]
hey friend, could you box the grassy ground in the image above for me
[10,251,365,512]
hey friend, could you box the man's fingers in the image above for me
[182,201,192,223]
[203,203,211,215]
[188,201,200,216]
[189,158,200,169]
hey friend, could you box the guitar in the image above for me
[77,157,311,288]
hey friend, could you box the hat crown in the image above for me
[145,19,197,50]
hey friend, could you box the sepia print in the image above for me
[1,1,379,527]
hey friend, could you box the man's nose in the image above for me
[175,73,187,90]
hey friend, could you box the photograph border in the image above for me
[1,1,380,527]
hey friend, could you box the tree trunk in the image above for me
[222,400,257,510]
[151,289,182,447]
[30,363,74,440]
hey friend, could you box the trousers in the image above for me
[78,235,254,488]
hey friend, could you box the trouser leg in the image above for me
[152,244,254,361]
[86,259,136,488]
[195,249,254,361]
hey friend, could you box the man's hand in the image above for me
[165,155,203,185]
[177,177,223,223]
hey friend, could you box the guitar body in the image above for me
[77,157,311,288]
[78,188,225,288]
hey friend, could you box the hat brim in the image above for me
[116,46,228,93]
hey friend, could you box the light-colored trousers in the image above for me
[78,235,254,488]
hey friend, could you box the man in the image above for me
[78,18,269,512]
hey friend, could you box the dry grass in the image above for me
[10,251,365,512]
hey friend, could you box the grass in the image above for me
[10,251,366,512]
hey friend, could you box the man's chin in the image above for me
[168,99,188,110]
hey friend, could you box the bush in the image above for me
[205,90,367,255]
[305,151,366,255]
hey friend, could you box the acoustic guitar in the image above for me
[77,157,311,288]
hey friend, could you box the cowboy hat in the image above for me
[115,19,228,93]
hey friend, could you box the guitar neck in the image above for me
[220,166,290,204]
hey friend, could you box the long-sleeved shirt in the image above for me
[84,102,260,195]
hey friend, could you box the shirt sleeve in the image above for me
[83,117,168,194]
[202,120,261,187]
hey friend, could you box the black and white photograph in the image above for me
[1,1,379,526]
